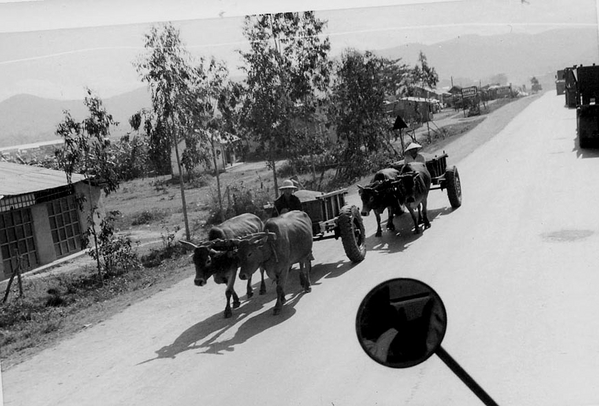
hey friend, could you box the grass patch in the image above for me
[130,208,170,226]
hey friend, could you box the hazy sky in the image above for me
[0,0,597,101]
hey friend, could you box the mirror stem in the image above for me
[436,346,500,406]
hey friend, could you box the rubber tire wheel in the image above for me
[338,205,366,263]
[445,166,462,208]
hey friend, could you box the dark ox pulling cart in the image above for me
[391,151,462,209]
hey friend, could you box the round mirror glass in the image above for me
[356,278,447,368]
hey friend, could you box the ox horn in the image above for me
[237,232,268,245]
[180,240,199,250]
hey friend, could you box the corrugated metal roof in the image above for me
[0,161,85,197]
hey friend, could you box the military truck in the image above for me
[575,64,599,149]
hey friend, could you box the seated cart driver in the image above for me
[273,179,302,217]
[404,142,425,164]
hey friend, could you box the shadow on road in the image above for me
[139,259,357,364]
[365,206,453,254]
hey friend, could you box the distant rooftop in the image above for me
[0,161,85,197]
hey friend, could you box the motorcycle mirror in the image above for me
[355,278,447,369]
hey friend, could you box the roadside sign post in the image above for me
[461,86,479,117]
[393,115,408,154]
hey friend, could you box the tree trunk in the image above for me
[211,136,224,223]
[173,128,191,241]
[87,181,103,285]
[271,158,279,198]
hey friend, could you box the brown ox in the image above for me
[236,210,313,315]
[393,162,432,234]
[358,168,402,237]
[181,213,265,318]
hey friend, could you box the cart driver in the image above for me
[404,142,425,164]
[273,179,302,217]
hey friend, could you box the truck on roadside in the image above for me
[575,64,599,148]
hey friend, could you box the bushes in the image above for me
[278,150,338,178]
[276,148,400,192]
[131,208,169,226]
[83,212,141,277]
[112,134,150,181]
[140,226,186,268]
[205,183,272,225]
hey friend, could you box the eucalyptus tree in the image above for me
[134,22,201,241]
[412,51,439,90]
[181,58,242,222]
[328,50,399,180]
[240,11,332,195]
[380,57,412,98]
[128,109,171,176]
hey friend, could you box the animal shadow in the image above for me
[142,272,319,363]
[366,207,449,254]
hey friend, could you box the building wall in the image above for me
[389,99,433,123]
[31,204,55,266]
[0,182,103,281]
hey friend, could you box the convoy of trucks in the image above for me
[560,64,599,149]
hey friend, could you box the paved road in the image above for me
[4,92,599,406]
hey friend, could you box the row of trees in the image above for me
[53,12,440,243]
[127,13,438,185]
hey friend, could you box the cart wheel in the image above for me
[338,205,366,263]
[445,166,462,208]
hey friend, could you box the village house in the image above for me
[384,96,434,124]
[0,161,103,281]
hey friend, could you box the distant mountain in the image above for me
[0,87,151,148]
[0,27,596,148]
[372,28,597,90]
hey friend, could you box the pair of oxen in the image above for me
[181,211,313,318]
[358,161,432,237]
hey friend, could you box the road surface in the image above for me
[4,92,599,406]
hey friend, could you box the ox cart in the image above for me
[267,188,367,263]
[392,152,462,208]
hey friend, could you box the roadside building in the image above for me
[0,161,102,281]
[487,84,513,99]
[446,85,463,109]
[385,97,434,123]
[411,85,445,102]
